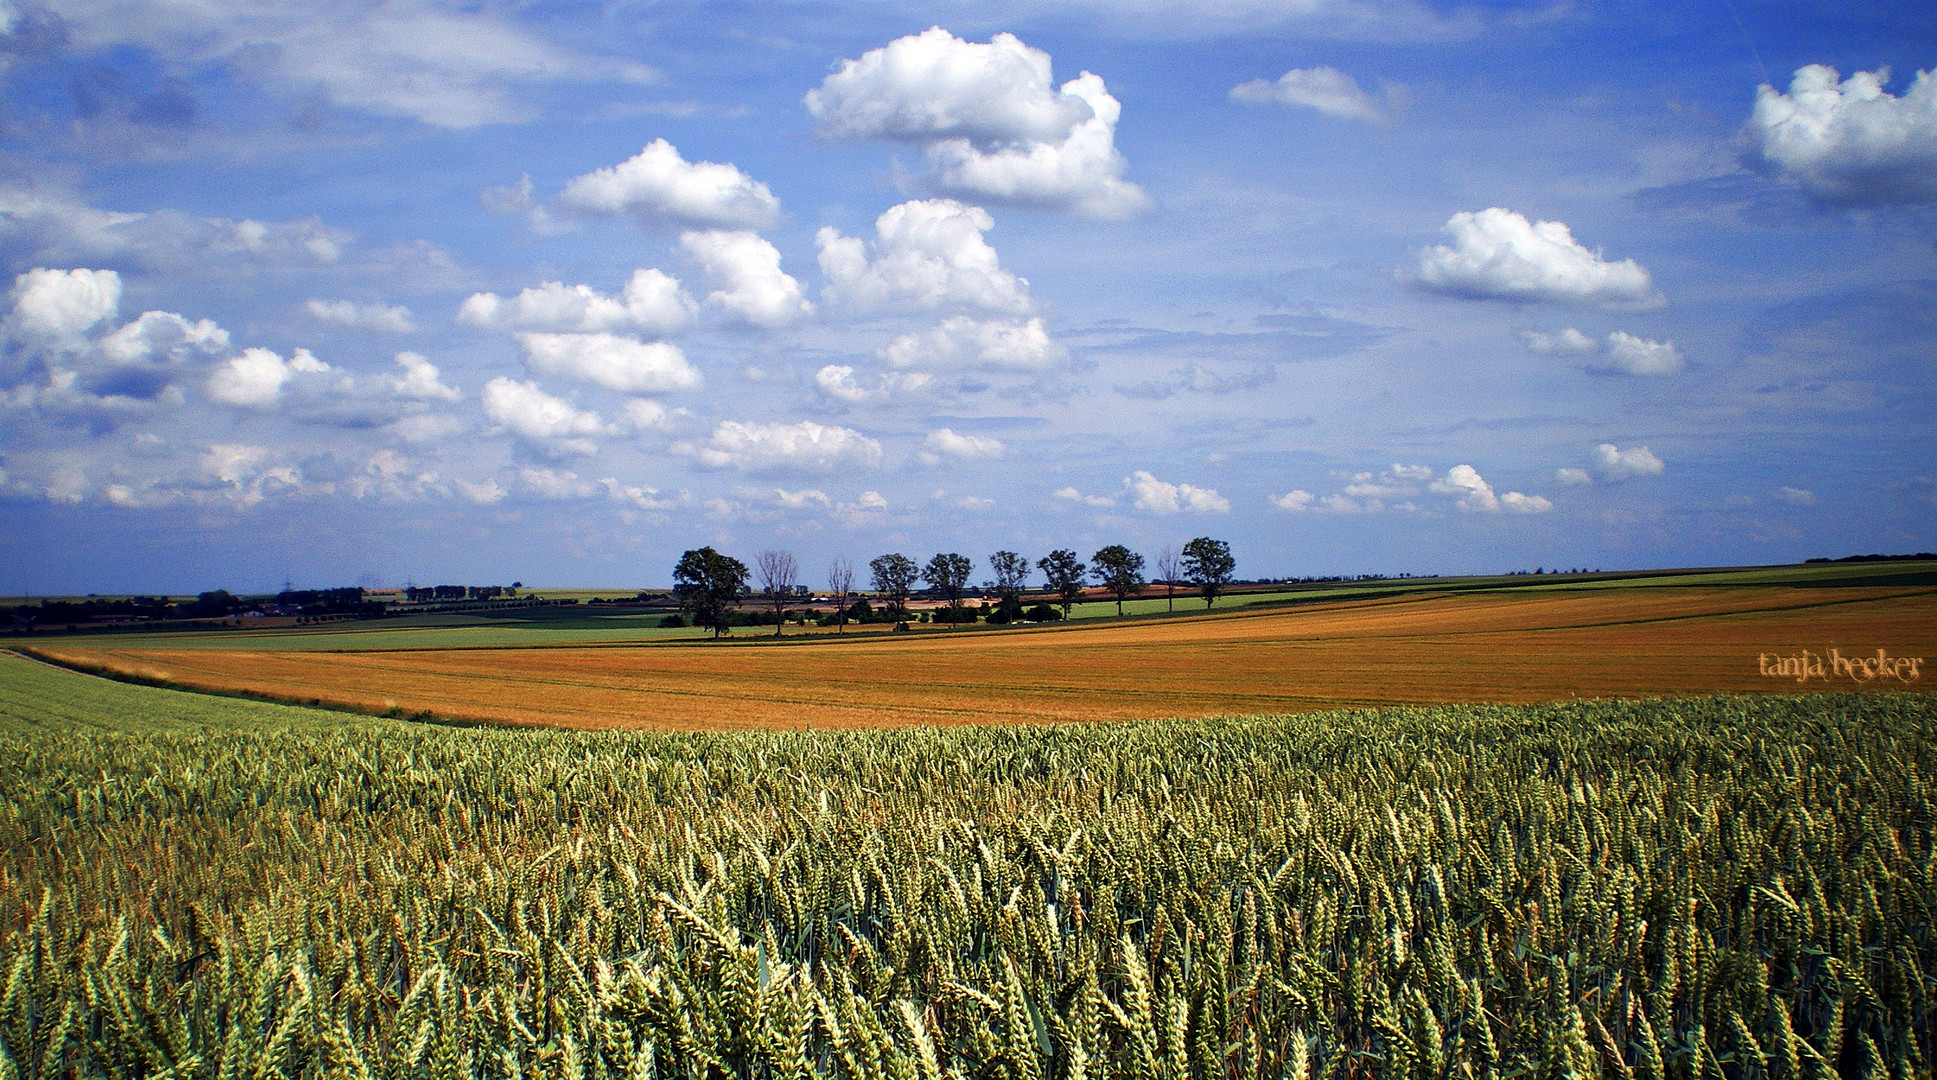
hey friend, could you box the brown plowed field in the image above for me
[32,586,1937,729]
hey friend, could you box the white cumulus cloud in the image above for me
[1556,467,1592,485]
[812,364,936,405]
[206,346,328,409]
[1343,462,1432,502]
[458,270,695,335]
[97,310,229,365]
[766,487,832,510]
[385,352,460,401]
[199,443,298,507]
[818,199,1033,314]
[1522,327,1683,375]
[1125,470,1229,514]
[3,273,237,416]
[602,478,678,511]
[1429,463,1499,512]
[1598,331,1683,376]
[1230,67,1391,121]
[925,72,1150,219]
[676,420,884,473]
[679,231,811,327]
[881,315,1064,371]
[1429,463,1549,513]
[1271,489,1315,512]
[805,27,1090,144]
[305,299,415,333]
[1500,491,1553,514]
[480,376,603,454]
[519,466,602,499]
[1592,443,1665,480]
[814,364,872,404]
[559,139,781,229]
[1413,208,1663,308]
[1519,327,1597,355]
[6,267,120,341]
[806,28,1148,218]
[920,427,1005,465]
[1751,65,1937,205]
[846,490,889,513]
[516,332,701,394]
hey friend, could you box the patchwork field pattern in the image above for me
[33,584,1936,729]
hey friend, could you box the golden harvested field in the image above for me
[32,585,1936,729]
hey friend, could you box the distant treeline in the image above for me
[3,594,209,627]
[401,585,518,603]
[6,582,528,631]
[276,588,381,614]
[654,597,1069,630]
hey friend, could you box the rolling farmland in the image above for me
[28,580,1937,729]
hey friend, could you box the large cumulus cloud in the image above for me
[1750,66,1937,205]
[678,231,812,328]
[806,28,1149,218]
[880,315,1064,372]
[817,199,1033,314]
[1411,208,1663,308]
[480,377,604,456]
[559,140,781,230]
[515,332,701,394]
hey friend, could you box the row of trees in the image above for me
[400,584,518,604]
[671,539,1235,638]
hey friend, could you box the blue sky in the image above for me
[1,0,1933,593]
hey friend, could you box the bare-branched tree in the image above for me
[1155,545,1180,614]
[828,558,854,634]
[756,549,799,637]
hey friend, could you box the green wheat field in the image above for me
[1,651,1931,1078]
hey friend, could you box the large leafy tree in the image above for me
[673,547,750,638]
[869,553,919,625]
[986,550,1030,623]
[1181,537,1236,609]
[923,553,974,626]
[1037,549,1087,618]
[756,550,799,637]
[1090,545,1146,616]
